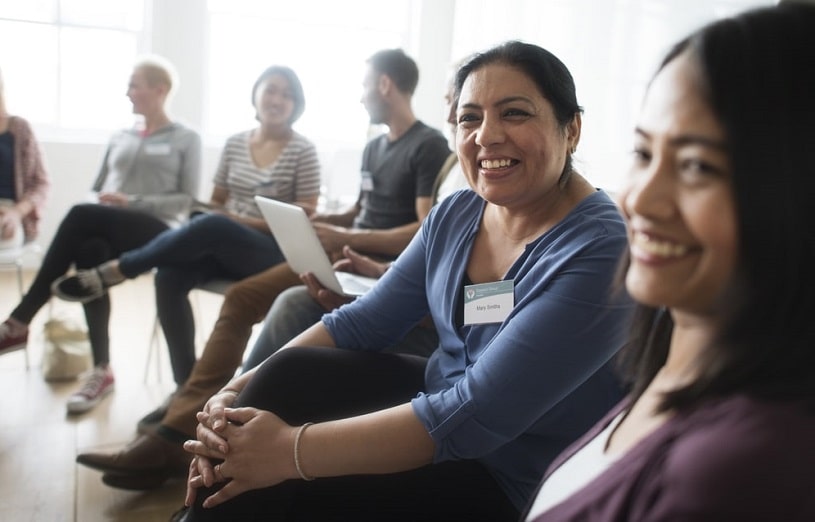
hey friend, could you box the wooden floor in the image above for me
[0,270,227,522]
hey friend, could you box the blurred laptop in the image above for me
[254,195,378,297]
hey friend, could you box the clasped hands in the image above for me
[182,390,298,509]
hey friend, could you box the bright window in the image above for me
[0,0,147,137]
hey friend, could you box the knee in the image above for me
[250,347,311,385]
[267,286,323,330]
[186,213,231,237]
[58,204,95,238]
[64,203,95,223]
[75,237,111,268]
[222,277,255,307]
[277,286,317,309]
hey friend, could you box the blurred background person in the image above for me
[0,65,50,255]
[0,55,201,414]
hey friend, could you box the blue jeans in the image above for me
[118,213,285,384]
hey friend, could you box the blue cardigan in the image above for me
[323,189,633,509]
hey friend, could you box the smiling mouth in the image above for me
[480,159,518,169]
[632,232,689,258]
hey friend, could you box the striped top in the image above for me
[213,130,321,219]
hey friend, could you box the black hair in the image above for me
[251,65,306,124]
[366,49,419,95]
[454,40,583,182]
[617,3,815,410]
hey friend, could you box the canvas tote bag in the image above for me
[42,317,92,381]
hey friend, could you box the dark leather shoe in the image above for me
[102,470,175,490]
[137,390,177,435]
[77,433,190,477]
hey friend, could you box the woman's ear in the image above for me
[567,113,582,153]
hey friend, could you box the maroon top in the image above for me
[6,115,49,240]
[525,394,815,521]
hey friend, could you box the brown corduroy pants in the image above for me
[160,262,302,437]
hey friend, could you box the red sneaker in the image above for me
[0,320,28,356]
[67,365,115,414]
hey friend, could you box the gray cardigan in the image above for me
[93,122,201,226]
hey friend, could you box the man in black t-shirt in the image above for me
[312,48,451,260]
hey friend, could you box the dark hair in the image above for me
[251,65,306,124]
[366,49,419,95]
[454,41,583,182]
[618,3,815,409]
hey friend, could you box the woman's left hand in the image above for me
[97,192,130,207]
[184,407,298,509]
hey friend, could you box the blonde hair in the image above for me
[133,54,178,108]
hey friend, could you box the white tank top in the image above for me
[525,413,624,520]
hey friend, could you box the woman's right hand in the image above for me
[182,388,240,505]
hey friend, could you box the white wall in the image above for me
[34,142,106,263]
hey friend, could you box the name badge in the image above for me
[360,171,374,192]
[145,143,172,155]
[463,280,514,325]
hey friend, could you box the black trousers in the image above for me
[185,347,519,522]
[11,204,168,366]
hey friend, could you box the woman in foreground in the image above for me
[525,4,815,520]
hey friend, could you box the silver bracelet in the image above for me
[294,422,315,481]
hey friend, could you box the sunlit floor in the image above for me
[0,270,226,522]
